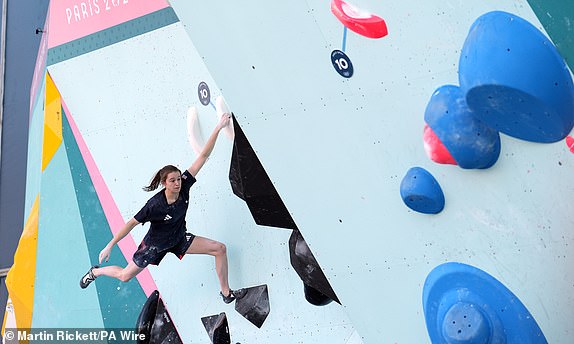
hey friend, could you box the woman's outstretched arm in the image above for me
[187,113,231,177]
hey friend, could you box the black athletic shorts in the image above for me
[133,233,195,268]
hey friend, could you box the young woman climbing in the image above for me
[80,113,243,304]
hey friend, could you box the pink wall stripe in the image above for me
[48,0,169,48]
[61,96,157,297]
[30,7,51,117]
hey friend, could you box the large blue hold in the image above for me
[400,167,445,214]
[425,85,501,169]
[423,262,548,344]
[459,11,574,143]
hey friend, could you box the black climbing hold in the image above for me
[135,290,183,344]
[227,114,340,308]
[201,312,231,344]
[289,230,340,305]
[234,285,270,328]
[136,291,159,343]
[304,284,333,306]
[229,114,297,230]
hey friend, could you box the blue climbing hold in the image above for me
[459,11,574,143]
[442,302,491,344]
[400,167,445,214]
[423,262,548,344]
[425,85,501,169]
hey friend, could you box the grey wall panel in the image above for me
[0,0,49,313]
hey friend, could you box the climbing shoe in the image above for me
[220,288,246,304]
[80,265,99,289]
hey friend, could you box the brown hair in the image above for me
[143,165,181,192]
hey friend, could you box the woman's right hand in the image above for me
[99,244,112,264]
[217,113,231,131]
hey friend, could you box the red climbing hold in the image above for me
[566,136,574,153]
[423,124,457,165]
[330,0,388,39]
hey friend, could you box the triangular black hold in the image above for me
[135,290,183,344]
[228,114,340,306]
[289,230,340,305]
[229,114,297,230]
[136,291,159,343]
[234,284,270,328]
[151,296,183,344]
[201,312,231,344]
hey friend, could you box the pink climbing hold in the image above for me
[566,136,574,153]
[423,124,457,165]
[330,0,388,39]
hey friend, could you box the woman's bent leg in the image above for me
[186,236,230,296]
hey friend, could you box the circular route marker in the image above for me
[331,50,354,78]
[198,81,211,106]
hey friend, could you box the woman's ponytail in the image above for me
[143,165,181,191]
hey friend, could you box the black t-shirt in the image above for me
[134,170,196,251]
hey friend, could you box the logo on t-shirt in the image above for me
[164,214,172,221]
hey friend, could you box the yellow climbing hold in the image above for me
[42,72,63,171]
[5,194,40,331]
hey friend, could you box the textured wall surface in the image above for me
[3,1,573,343]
